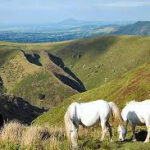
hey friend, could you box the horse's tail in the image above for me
[108,102,123,124]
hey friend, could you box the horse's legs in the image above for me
[101,121,107,141]
[144,122,150,143]
[106,122,113,141]
[131,124,136,141]
[70,129,78,149]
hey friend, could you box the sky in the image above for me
[0,0,150,25]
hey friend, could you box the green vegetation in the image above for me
[1,121,150,150]
[32,63,150,149]
[116,21,150,35]
[1,35,150,149]
[34,63,150,125]
[3,35,150,90]
[2,35,150,90]
[0,50,77,108]
[53,35,150,89]
[12,70,76,108]
[1,35,150,113]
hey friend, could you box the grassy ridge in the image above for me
[53,36,150,89]
[0,49,77,108]
[2,36,150,90]
[1,35,150,110]
[1,36,150,149]
[34,63,150,125]
[5,35,150,90]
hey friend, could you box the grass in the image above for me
[0,121,150,150]
[32,62,150,149]
[34,63,150,125]
[1,35,150,107]
[1,36,150,149]
[11,70,76,108]
[52,36,150,89]
[0,50,77,108]
[0,121,66,150]
[2,35,150,90]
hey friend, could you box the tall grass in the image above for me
[0,121,150,149]
[0,121,66,150]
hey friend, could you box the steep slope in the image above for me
[0,50,81,108]
[0,95,45,124]
[52,36,150,89]
[1,35,150,108]
[34,63,150,125]
[13,35,150,90]
[115,21,150,35]
[0,42,20,66]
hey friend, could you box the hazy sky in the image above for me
[0,0,150,24]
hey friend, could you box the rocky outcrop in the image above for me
[0,95,46,124]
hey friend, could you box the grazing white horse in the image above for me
[118,100,150,142]
[64,100,124,148]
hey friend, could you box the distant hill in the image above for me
[1,21,150,43]
[115,21,150,35]
[0,19,132,43]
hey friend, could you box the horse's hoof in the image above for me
[144,140,149,143]
[132,139,137,142]
[110,139,113,142]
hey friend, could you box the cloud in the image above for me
[96,1,150,8]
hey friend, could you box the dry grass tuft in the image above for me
[0,121,27,144]
[0,121,66,149]
[21,125,50,146]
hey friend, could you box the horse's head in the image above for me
[118,125,127,141]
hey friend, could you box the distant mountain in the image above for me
[115,21,150,35]
[3,20,150,43]
[57,18,106,28]
[57,18,133,28]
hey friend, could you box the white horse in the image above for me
[64,99,124,148]
[118,100,150,142]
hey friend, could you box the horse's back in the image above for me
[124,100,150,111]
[122,100,150,125]
[77,100,111,126]
[79,100,110,114]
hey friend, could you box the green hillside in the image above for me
[8,35,150,90]
[1,35,150,107]
[34,63,150,125]
[115,21,150,35]
[1,36,150,149]
[0,48,80,108]
[52,36,150,89]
